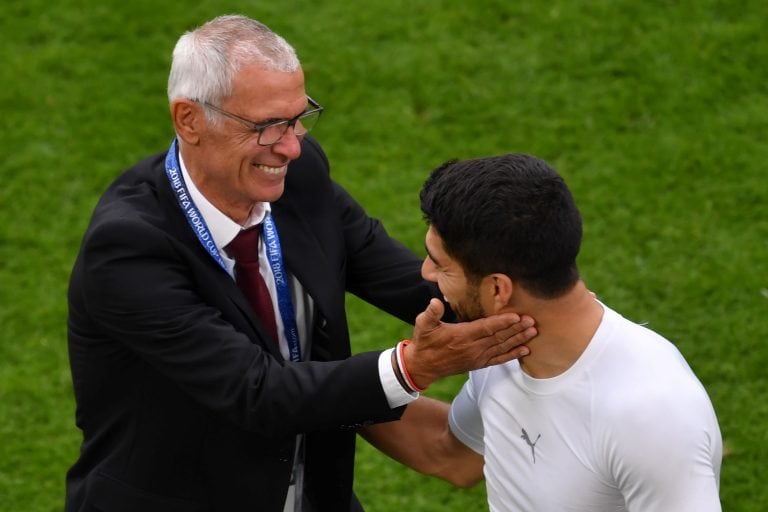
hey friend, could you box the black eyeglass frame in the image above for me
[194,96,323,146]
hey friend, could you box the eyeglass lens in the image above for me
[258,109,321,145]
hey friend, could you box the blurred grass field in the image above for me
[1,0,766,510]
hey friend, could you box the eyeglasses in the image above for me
[195,96,323,146]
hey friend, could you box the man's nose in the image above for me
[421,257,437,282]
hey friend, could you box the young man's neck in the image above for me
[512,280,604,379]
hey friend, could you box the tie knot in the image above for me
[226,225,262,263]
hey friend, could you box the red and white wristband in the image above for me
[392,340,426,393]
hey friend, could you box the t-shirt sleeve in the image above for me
[448,374,485,455]
[600,380,722,512]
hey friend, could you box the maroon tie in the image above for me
[226,226,279,342]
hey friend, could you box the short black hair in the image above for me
[419,154,582,298]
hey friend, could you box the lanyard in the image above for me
[164,138,227,271]
[263,214,302,362]
[164,138,302,362]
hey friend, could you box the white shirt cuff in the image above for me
[378,348,418,408]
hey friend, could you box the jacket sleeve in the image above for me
[278,135,443,326]
[69,212,397,438]
[334,180,439,324]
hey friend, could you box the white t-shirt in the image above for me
[449,304,722,512]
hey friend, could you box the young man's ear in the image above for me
[170,99,204,145]
[485,273,514,313]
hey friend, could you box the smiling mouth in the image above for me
[256,164,286,175]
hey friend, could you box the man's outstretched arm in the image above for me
[361,395,484,488]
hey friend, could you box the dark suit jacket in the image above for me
[66,137,435,511]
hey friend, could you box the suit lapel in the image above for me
[154,155,284,360]
[271,203,339,325]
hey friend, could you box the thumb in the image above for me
[415,298,445,333]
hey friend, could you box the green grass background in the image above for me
[1,0,766,510]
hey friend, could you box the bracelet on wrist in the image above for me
[396,340,426,393]
[391,346,412,393]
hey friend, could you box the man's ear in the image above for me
[485,273,514,313]
[171,99,203,145]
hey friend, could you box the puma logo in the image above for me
[521,428,541,463]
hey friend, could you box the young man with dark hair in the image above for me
[364,153,722,511]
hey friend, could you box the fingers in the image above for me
[415,298,445,333]
[490,315,536,340]
[486,325,536,364]
[480,311,525,334]
[425,297,445,320]
[486,343,532,366]
[472,314,537,365]
[409,303,537,382]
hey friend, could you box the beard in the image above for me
[450,283,485,322]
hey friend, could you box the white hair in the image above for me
[167,15,300,108]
